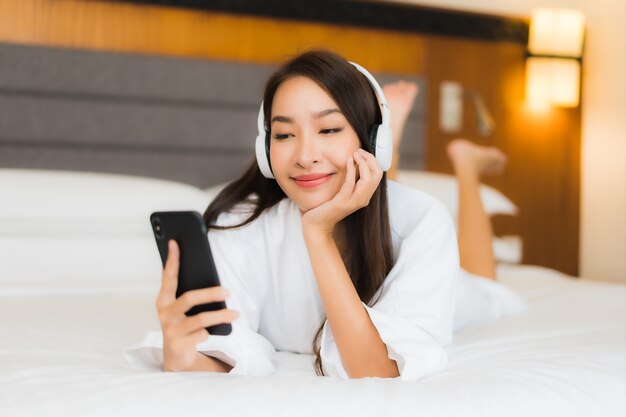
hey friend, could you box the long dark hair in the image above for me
[203,50,394,375]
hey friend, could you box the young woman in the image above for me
[125,50,525,380]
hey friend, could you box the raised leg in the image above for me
[447,139,507,280]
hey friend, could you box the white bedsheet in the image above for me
[1,265,624,417]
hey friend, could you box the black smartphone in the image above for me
[150,211,232,336]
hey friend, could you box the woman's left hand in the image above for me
[301,148,383,237]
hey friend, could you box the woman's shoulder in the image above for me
[386,180,454,239]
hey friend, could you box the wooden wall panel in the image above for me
[422,36,580,275]
[0,0,425,74]
[0,0,580,275]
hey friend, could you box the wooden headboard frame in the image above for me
[0,42,426,188]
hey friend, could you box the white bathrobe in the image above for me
[124,181,526,381]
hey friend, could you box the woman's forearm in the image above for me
[303,231,399,379]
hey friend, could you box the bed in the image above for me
[1,43,625,416]
[1,168,625,417]
[1,248,625,416]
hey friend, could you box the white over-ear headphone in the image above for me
[255,61,393,179]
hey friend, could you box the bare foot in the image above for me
[382,81,419,147]
[447,138,507,178]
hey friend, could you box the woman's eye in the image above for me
[272,133,291,140]
[320,128,343,135]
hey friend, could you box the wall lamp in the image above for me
[525,8,585,108]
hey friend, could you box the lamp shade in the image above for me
[526,57,581,107]
[526,8,584,108]
[529,8,585,57]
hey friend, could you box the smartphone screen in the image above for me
[150,211,232,336]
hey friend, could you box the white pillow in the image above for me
[492,235,523,264]
[396,170,518,218]
[0,169,213,290]
[396,170,522,264]
[0,169,212,235]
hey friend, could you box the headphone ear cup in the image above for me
[369,124,379,153]
[255,101,274,179]
[255,131,274,179]
[373,124,393,172]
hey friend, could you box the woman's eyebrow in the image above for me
[271,108,342,124]
[271,115,292,124]
[314,108,342,119]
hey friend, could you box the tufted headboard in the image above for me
[0,42,426,188]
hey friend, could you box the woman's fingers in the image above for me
[156,240,180,309]
[185,329,212,346]
[160,286,237,339]
[352,149,381,205]
[169,309,240,339]
[333,156,356,204]
[337,155,356,198]
[165,286,230,318]
[357,148,382,178]
[354,150,371,183]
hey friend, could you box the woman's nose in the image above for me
[295,134,321,168]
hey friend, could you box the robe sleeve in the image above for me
[319,197,459,381]
[124,210,277,375]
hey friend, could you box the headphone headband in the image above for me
[348,61,391,128]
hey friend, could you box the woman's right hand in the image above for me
[155,240,239,372]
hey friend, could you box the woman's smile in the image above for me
[292,173,334,188]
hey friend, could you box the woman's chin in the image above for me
[293,195,332,213]
[279,179,343,213]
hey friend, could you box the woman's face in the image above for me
[269,76,361,212]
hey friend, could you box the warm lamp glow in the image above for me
[526,57,580,107]
[529,9,585,57]
[526,8,585,108]
[551,59,580,106]
[526,58,552,106]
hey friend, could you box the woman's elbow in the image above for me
[347,360,400,379]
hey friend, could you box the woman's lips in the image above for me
[292,173,333,188]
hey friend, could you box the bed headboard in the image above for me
[0,42,426,188]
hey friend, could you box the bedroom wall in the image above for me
[387,0,626,282]
[0,0,585,277]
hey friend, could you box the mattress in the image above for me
[1,264,624,417]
